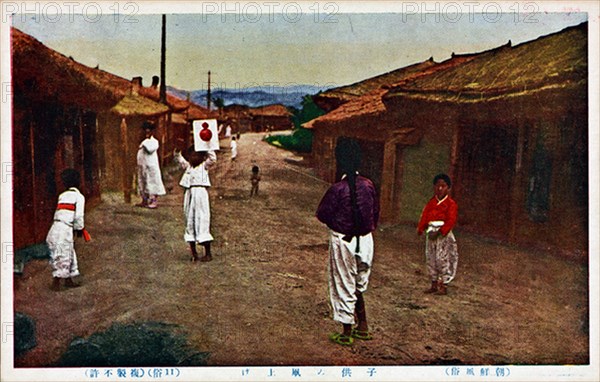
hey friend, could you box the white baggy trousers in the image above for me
[328,231,374,325]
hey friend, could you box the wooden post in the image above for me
[509,121,526,241]
[29,120,37,240]
[78,109,86,193]
[120,118,131,203]
[379,139,398,224]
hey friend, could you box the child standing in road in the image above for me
[316,137,380,346]
[417,173,459,295]
[46,169,87,291]
[174,147,217,262]
[250,165,261,197]
[230,136,238,161]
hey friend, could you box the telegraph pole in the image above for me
[159,14,167,104]
[207,70,212,110]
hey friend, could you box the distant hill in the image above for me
[168,84,331,109]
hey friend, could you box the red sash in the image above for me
[57,203,76,211]
[56,203,91,242]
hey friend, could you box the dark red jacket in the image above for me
[316,175,379,236]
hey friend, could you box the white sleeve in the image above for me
[205,150,217,167]
[73,194,85,230]
[174,151,191,170]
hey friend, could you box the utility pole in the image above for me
[207,70,211,110]
[159,14,167,104]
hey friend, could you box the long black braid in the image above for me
[335,137,363,253]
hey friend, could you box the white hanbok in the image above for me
[230,140,238,160]
[137,136,166,196]
[46,187,85,278]
[175,151,217,243]
[328,230,374,325]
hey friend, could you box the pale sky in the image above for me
[6,2,593,91]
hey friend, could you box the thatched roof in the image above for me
[384,22,587,104]
[186,103,218,121]
[311,60,438,112]
[138,87,191,113]
[304,52,482,130]
[12,27,170,116]
[111,94,169,117]
[249,104,291,117]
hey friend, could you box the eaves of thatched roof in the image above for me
[304,52,482,130]
[249,104,291,117]
[12,27,170,117]
[384,22,587,104]
[110,94,169,117]
[138,87,191,113]
[186,103,218,121]
[312,59,438,111]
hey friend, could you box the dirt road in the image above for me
[14,132,589,367]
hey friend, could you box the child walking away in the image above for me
[250,165,261,197]
[417,173,459,295]
[174,147,217,262]
[230,136,238,161]
[316,137,380,346]
[46,169,89,291]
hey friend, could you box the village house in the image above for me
[306,23,587,256]
[305,51,484,222]
[248,104,293,132]
[382,23,588,256]
[11,28,181,248]
[221,104,253,134]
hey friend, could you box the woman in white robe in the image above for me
[137,124,166,208]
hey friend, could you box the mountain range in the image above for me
[168,84,332,109]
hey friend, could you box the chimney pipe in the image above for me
[131,76,143,95]
[151,75,160,90]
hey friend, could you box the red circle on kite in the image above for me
[199,121,212,141]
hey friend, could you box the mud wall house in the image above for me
[305,54,480,223]
[381,23,588,256]
[11,28,171,249]
[222,104,252,134]
[248,104,293,132]
[102,86,169,203]
[136,78,192,163]
[11,27,112,249]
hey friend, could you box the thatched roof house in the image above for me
[382,22,588,255]
[305,22,587,256]
[249,104,293,132]
[222,104,252,134]
[166,102,217,153]
[304,51,487,223]
[11,27,170,248]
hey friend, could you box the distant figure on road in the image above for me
[230,136,238,161]
[174,147,217,262]
[316,137,380,346]
[136,121,166,208]
[224,124,232,138]
[417,173,459,295]
[250,165,261,197]
[47,169,87,291]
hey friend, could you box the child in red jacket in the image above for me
[417,173,459,295]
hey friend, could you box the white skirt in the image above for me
[183,186,213,243]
